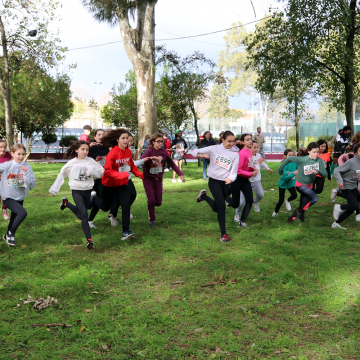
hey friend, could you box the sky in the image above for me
[53,0,274,109]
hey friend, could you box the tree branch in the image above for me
[313,57,345,82]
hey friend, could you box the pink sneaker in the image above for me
[2,208,9,220]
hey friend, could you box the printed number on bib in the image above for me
[119,165,131,173]
[354,170,360,179]
[304,163,319,175]
[248,159,257,168]
[214,154,232,170]
[150,166,163,175]
[7,173,24,188]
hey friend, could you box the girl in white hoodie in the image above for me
[49,140,104,249]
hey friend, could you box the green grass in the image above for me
[1,162,360,359]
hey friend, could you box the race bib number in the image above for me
[7,173,24,188]
[248,158,257,168]
[150,166,163,175]
[119,165,131,173]
[96,156,106,167]
[214,154,232,170]
[304,163,319,175]
[354,170,360,179]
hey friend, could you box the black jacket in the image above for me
[89,144,109,166]
[334,130,350,154]
[200,138,216,148]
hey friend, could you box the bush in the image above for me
[304,136,318,148]
[317,134,333,142]
[59,135,78,148]
[285,136,301,150]
[42,133,57,145]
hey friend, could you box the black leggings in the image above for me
[337,188,360,224]
[111,179,137,218]
[229,176,253,221]
[202,177,230,236]
[3,199,26,236]
[66,190,91,240]
[290,185,318,219]
[312,177,325,194]
[93,184,131,232]
[274,187,297,213]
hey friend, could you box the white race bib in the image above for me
[248,158,257,168]
[214,154,232,170]
[354,170,360,179]
[96,156,106,167]
[119,165,131,173]
[150,166,163,175]
[304,163,319,175]
[6,173,24,188]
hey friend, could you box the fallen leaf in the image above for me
[215,346,222,353]
[21,245,26,248]
[258,259,263,262]
[85,309,92,313]
[101,343,108,350]
[17,304,21,307]
[164,344,171,349]
[76,320,81,325]
[309,314,319,318]
[46,328,51,331]
[80,326,85,332]
[92,291,99,294]
[194,328,203,333]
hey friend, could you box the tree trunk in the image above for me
[344,81,354,134]
[118,3,157,154]
[190,104,200,166]
[0,16,13,146]
[295,99,300,152]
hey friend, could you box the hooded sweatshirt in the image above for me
[192,143,239,182]
[49,156,104,195]
[334,130,350,154]
[334,155,360,190]
[0,160,35,201]
[237,147,255,178]
[278,162,298,189]
[248,153,270,183]
[89,143,109,167]
[102,145,143,187]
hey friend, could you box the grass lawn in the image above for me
[0,162,360,359]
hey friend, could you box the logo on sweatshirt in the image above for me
[304,163,319,175]
[116,158,130,165]
[214,154,232,170]
[354,170,360,179]
[7,173,24,188]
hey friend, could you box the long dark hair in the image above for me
[101,128,131,149]
[298,142,319,157]
[236,133,250,151]
[64,140,89,159]
[282,148,294,161]
[317,139,328,153]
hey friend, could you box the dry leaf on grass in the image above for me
[80,326,85,332]
[77,320,81,325]
[309,314,320,318]
[20,295,58,310]
[85,309,92,313]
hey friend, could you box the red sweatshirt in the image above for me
[102,145,143,187]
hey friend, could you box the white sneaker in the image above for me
[91,190,96,197]
[331,221,346,230]
[109,216,119,226]
[272,212,279,217]
[331,189,337,202]
[177,178,182,183]
[172,179,176,183]
[253,202,260,212]
[164,168,170,172]
[234,215,240,222]
[285,199,291,211]
[333,204,342,221]
[88,221,96,228]
[238,221,248,228]
[130,211,133,220]
[356,214,360,222]
[2,208,9,220]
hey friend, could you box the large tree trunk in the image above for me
[0,16,13,146]
[294,98,300,152]
[118,3,157,155]
[190,104,200,166]
[344,81,354,133]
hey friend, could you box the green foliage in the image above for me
[317,135,333,142]
[42,133,57,145]
[304,136,318,148]
[285,135,301,150]
[59,135,78,148]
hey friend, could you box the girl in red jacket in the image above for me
[92,129,143,240]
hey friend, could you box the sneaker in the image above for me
[238,221,248,228]
[331,189,337,202]
[130,211,133,220]
[177,178,182,183]
[220,234,231,243]
[333,204,342,221]
[286,215,297,224]
[164,168,170,172]
[356,214,360,222]
[253,202,260,212]
[272,212,279,217]
[234,214,240,222]
[2,208,9,220]
[121,230,135,241]
[60,197,68,211]
[109,215,119,226]
[297,208,305,222]
[3,233,15,246]
[86,239,94,249]
[172,179,176,183]
[196,189,207,203]
[88,221,96,228]
[285,199,291,211]
[149,221,157,229]
[331,221,346,230]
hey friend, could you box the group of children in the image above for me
[0,127,359,248]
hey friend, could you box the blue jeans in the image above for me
[202,158,209,179]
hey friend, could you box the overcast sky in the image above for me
[54,0,273,109]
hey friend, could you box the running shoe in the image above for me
[331,221,346,230]
[164,168,170,172]
[88,221,96,228]
[2,208,9,220]
[172,179,176,183]
[86,239,94,249]
[234,214,240,222]
[3,233,15,246]
[121,230,135,240]
[297,208,305,222]
[149,221,157,229]
[285,199,291,211]
[196,189,207,203]
[177,178,182,183]
[272,212,279,217]
[238,221,248,228]
[333,204,342,221]
[253,202,260,213]
[109,215,119,226]
[331,189,337,202]
[60,197,68,211]
[286,215,297,224]
[220,234,231,243]
[356,214,360,222]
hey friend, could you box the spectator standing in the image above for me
[79,125,92,142]
[254,127,266,158]
[200,131,216,181]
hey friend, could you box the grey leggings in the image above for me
[3,199,26,235]
[236,181,264,216]
[66,190,91,240]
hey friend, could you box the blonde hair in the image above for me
[11,144,26,153]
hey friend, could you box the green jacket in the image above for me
[278,162,298,189]
[278,155,327,186]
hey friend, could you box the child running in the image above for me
[91,129,143,240]
[0,144,35,246]
[0,140,12,220]
[171,130,187,183]
[193,130,239,243]
[235,140,273,221]
[313,139,331,194]
[142,133,184,228]
[49,140,104,249]
[277,142,327,223]
[272,149,298,217]
[332,143,360,229]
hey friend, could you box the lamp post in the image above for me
[94,82,102,128]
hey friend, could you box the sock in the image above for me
[87,238,93,242]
